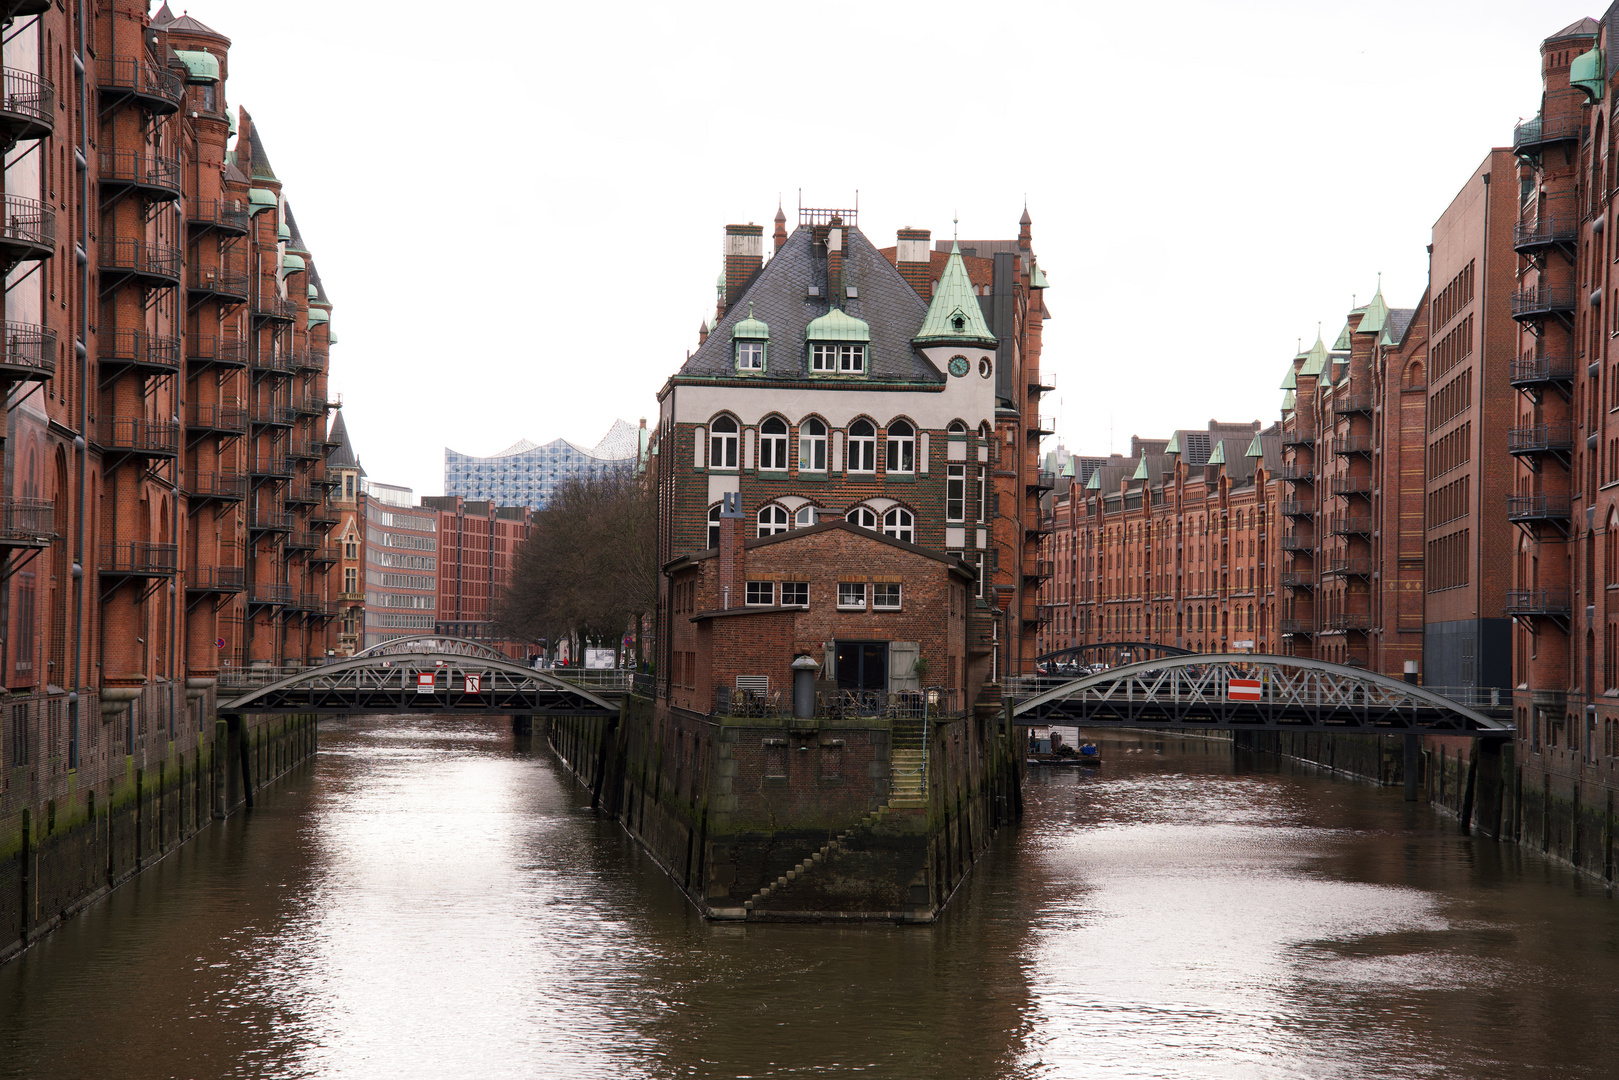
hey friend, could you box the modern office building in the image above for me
[421,495,532,659]
[359,482,437,650]
[443,420,645,509]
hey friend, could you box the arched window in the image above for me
[848,419,876,473]
[882,506,914,542]
[759,417,788,471]
[947,420,968,434]
[886,420,915,473]
[799,418,827,472]
[707,503,723,548]
[709,416,738,469]
[847,505,878,529]
[758,504,790,536]
[795,504,817,527]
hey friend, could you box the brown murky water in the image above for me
[2,718,1617,1079]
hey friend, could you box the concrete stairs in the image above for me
[743,807,888,914]
[889,716,927,809]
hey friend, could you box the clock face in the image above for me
[948,356,970,377]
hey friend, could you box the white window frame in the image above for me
[794,505,817,527]
[745,581,774,606]
[709,416,739,469]
[758,504,790,536]
[848,420,876,473]
[886,420,915,473]
[977,466,987,523]
[873,583,902,610]
[799,418,827,472]
[947,464,966,522]
[736,340,765,371]
[781,581,809,607]
[759,417,788,470]
[707,504,722,548]
[882,507,914,543]
[839,344,865,372]
[847,506,878,530]
[810,343,836,372]
[837,582,867,610]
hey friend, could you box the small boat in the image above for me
[1026,730,1102,767]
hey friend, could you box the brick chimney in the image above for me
[826,215,845,306]
[716,492,746,609]
[896,227,932,298]
[697,319,709,346]
[724,224,765,308]
[773,204,787,253]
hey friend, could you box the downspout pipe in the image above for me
[69,0,89,768]
[1477,171,1489,700]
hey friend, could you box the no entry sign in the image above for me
[416,672,435,694]
[464,674,482,695]
[1227,678,1262,701]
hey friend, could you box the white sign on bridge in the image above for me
[416,672,435,694]
[1227,678,1262,701]
[464,674,482,695]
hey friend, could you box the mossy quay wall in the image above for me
[549,694,1025,922]
[2,689,318,965]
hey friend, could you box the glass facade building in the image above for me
[443,419,643,509]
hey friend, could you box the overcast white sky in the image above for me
[192,0,1598,493]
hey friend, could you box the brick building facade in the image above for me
[421,495,532,660]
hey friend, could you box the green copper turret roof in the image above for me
[1086,470,1101,491]
[1281,365,1296,391]
[1299,334,1330,377]
[248,188,277,214]
[1282,388,1296,411]
[731,303,768,340]
[1333,322,1353,350]
[1029,263,1049,289]
[1207,442,1225,466]
[1356,287,1389,335]
[307,309,329,326]
[805,307,870,342]
[1061,458,1074,477]
[1245,434,1264,458]
[1165,432,1181,454]
[1132,458,1149,481]
[914,242,997,346]
[173,49,220,82]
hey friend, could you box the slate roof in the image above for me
[1387,307,1416,344]
[678,225,941,385]
[878,246,994,290]
[1549,16,1600,41]
[247,121,276,181]
[325,410,362,473]
[283,202,310,254]
[307,260,331,306]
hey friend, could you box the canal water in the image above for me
[3,718,1619,1079]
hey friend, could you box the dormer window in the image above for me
[736,341,764,370]
[804,307,871,376]
[730,306,769,374]
[811,343,864,373]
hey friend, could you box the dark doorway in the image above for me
[835,641,887,691]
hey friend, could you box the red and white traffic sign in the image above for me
[416,672,435,694]
[1227,678,1262,701]
[464,674,482,695]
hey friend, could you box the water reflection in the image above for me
[1,724,1617,1079]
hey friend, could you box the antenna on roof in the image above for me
[953,211,958,241]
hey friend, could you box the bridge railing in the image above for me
[218,665,323,691]
[709,686,964,721]
[549,669,637,693]
[1008,672,1508,713]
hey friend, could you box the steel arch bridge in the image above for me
[350,634,514,661]
[218,652,616,717]
[1012,653,1512,737]
[1036,641,1193,667]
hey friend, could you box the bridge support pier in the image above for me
[511,715,533,737]
[1404,735,1420,802]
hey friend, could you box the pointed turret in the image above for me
[1299,333,1330,377]
[326,410,360,471]
[913,243,997,346]
[773,204,787,253]
[1018,205,1032,251]
[1356,284,1389,335]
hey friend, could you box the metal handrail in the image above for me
[248,510,293,531]
[187,566,245,591]
[0,497,53,541]
[1279,500,1314,516]
[0,68,54,131]
[1507,423,1574,452]
[249,455,294,478]
[253,293,298,321]
[1326,612,1371,631]
[1510,355,1576,384]
[1506,492,1572,519]
[187,262,249,295]
[0,193,53,252]
[99,237,181,280]
[96,417,180,455]
[99,541,177,575]
[0,321,55,377]
[1324,558,1373,577]
[1332,476,1372,495]
[1335,434,1372,454]
[1279,534,1314,551]
[186,196,250,233]
[249,402,296,427]
[1510,284,1578,317]
[185,472,247,500]
[1505,588,1571,614]
[97,149,181,193]
[186,402,247,434]
[187,334,247,367]
[1328,516,1372,535]
[97,56,184,108]
[1333,391,1373,414]
[248,583,294,605]
[101,328,180,370]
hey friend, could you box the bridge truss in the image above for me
[1012,653,1512,737]
[219,652,617,717]
[350,635,514,661]
[1036,640,1193,667]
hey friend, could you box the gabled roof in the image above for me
[914,243,997,346]
[1299,334,1330,377]
[1206,441,1226,466]
[1387,307,1416,344]
[247,122,276,181]
[667,518,975,580]
[677,225,940,385]
[1356,287,1389,335]
[153,4,230,41]
[1280,364,1296,391]
[283,202,310,255]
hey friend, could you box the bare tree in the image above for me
[495,471,655,665]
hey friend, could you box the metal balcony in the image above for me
[249,455,294,480]
[252,292,298,323]
[0,0,50,17]
[99,238,181,288]
[247,582,294,606]
[186,402,247,437]
[1278,465,1313,483]
[0,321,55,385]
[292,395,324,417]
[1279,534,1315,551]
[1505,588,1572,633]
[249,350,296,377]
[1280,499,1315,517]
[309,545,340,566]
[1027,416,1055,438]
[1325,612,1371,632]
[289,438,322,461]
[1506,491,1572,529]
[96,56,184,115]
[1514,208,1579,261]
[0,497,53,549]
[1333,391,1373,416]
[95,418,180,460]
[1332,475,1372,496]
[290,350,323,373]
[1510,284,1577,324]
[1322,558,1373,579]
[187,334,247,370]
[1280,571,1314,590]
[187,263,249,302]
[1507,422,1574,469]
[1510,354,1576,395]
[285,484,321,506]
[1335,433,1372,456]
[1023,559,1053,581]
[185,196,250,237]
[97,149,182,201]
[0,67,52,147]
[247,510,293,533]
[310,502,341,528]
[98,541,177,577]
[185,471,247,504]
[249,402,297,428]
[1279,618,1315,636]
[285,530,319,552]
[0,193,53,268]
[1511,107,1581,159]
[1281,427,1315,448]
[99,329,180,375]
[1328,516,1373,536]
[187,566,245,594]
